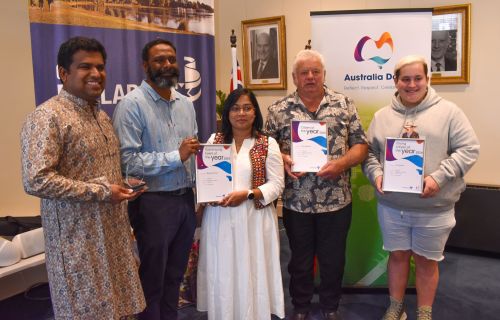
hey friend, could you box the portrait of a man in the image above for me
[242,16,287,89]
[251,29,279,79]
[431,30,457,72]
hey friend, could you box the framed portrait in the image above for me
[431,4,471,85]
[241,16,287,90]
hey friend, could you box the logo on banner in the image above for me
[177,56,202,102]
[354,32,394,68]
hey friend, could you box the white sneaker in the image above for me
[382,297,407,320]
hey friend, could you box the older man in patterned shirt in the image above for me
[21,37,145,319]
[265,49,368,320]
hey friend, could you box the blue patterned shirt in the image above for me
[265,86,367,213]
[112,81,198,191]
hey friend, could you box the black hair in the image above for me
[57,36,106,71]
[141,39,177,62]
[221,88,264,144]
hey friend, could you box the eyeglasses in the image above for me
[230,104,254,114]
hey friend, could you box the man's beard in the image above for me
[147,66,179,88]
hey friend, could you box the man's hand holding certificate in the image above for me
[290,120,328,172]
[195,144,233,203]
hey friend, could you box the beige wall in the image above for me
[0,1,39,216]
[1,0,498,216]
[214,0,500,187]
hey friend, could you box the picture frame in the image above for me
[382,138,426,194]
[431,4,471,85]
[241,16,287,90]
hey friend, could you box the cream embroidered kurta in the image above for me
[21,90,145,319]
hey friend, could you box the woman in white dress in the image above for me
[197,88,285,320]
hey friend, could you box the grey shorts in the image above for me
[377,202,456,261]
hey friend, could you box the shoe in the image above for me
[381,297,407,320]
[290,311,309,320]
[416,306,432,320]
[322,309,341,320]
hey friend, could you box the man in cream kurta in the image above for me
[21,37,145,319]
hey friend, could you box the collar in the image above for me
[392,86,440,114]
[59,88,99,112]
[289,85,330,110]
[432,57,445,69]
[141,80,179,103]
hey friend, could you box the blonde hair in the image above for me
[394,55,429,79]
[292,49,325,74]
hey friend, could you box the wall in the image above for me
[214,0,500,187]
[1,0,498,216]
[0,1,39,216]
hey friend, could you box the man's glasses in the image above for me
[230,104,254,114]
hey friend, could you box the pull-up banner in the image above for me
[28,1,216,142]
[311,8,432,287]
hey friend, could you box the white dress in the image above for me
[197,135,285,320]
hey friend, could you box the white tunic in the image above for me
[197,135,285,320]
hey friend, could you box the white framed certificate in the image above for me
[382,138,426,193]
[195,144,233,203]
[290,120,328,172]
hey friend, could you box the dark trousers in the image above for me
[283,204,352,313]
[129,190,196,320]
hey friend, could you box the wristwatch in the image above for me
[247,189,255,200]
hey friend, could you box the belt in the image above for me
[153,188,190,196]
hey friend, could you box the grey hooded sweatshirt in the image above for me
[362,87,480,213]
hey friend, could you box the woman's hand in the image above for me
[219,190,248,207]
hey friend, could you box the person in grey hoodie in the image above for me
[362,55,479,320]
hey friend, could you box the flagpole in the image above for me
[230,30,238,92]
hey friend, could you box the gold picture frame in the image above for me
[241,16,287,90]
[431,4,471,85]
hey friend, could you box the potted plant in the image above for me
[215,90,227,131]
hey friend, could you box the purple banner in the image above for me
[29,20,215,142]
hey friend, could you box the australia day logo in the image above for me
[354,32,394,69]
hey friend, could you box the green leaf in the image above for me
[215,90,227,119]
